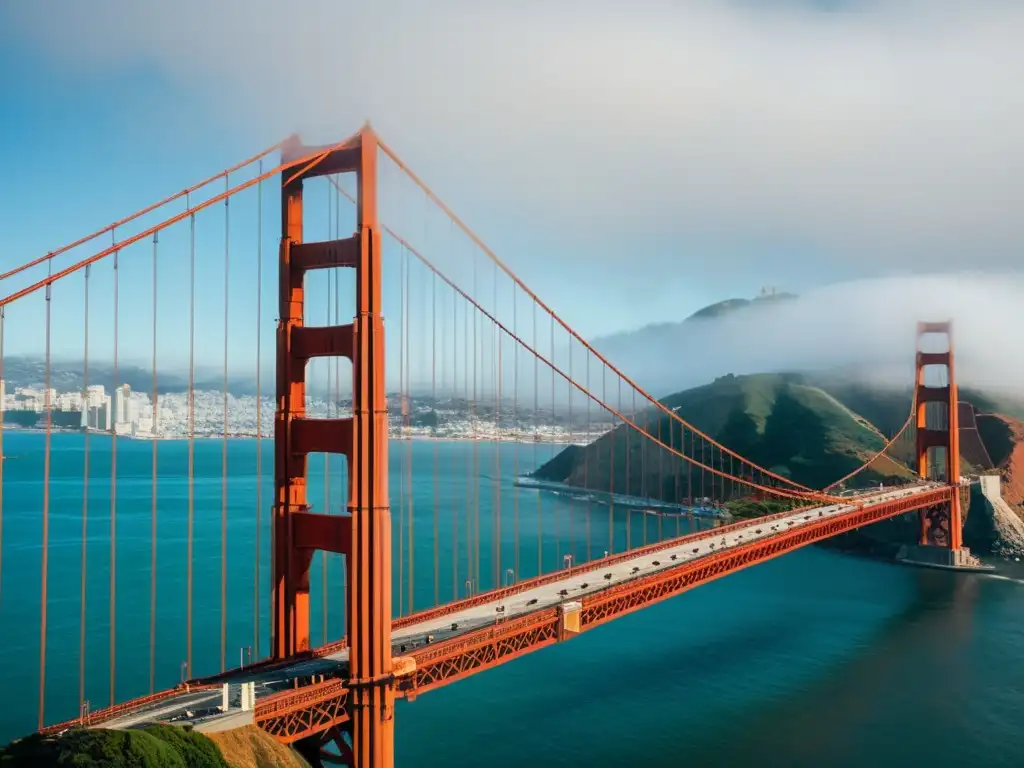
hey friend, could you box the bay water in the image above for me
[0,432,1021,765]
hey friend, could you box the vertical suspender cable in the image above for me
[512,283,519,582]
[432,270,439,606]
[659,415,667,540]
[254,161,263,657]
[38,261,53,729]
[0,305,3,611]
[534,302,540,574]
[221,179,230,672]
[732,456,737,502]
[464,292,471,592]
[335,189,344,634]
[150,232,159,694]
[674,420,681,537]
[494,264,501,588]
[110,242,119,707]
[187,210,196,679]
[700,433,705,502]
[585,349,591,561]
[641,409,647,546]
[623,382,629,551]
[451,281,458,600]
[689,430,695,532]
[78,268,89,714]
[398,239,405,617]
[0,305,3,610]
[605,366,612,555]
[669,419,676,534]
[614,376,622,548]
[472,258,479,590]
[719,447,724,504]
[406,245,414,613]
[567,327,573,561]
[323,180,333,643]
[550,312,557,564]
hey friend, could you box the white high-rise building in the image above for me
[86,385,106,409]
[104,395,112,432]
[0,379,5,412]
[114,384,131,427]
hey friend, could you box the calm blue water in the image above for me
[0,432,1022,766]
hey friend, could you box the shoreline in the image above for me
[0,427,587,446]
[515,476,729,520]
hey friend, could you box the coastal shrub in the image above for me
[141,724,229,768]
[0,727,201,767]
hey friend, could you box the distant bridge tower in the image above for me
[914,321,963,550]
[275,126,394,766]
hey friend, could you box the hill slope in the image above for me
[533,372,914,499]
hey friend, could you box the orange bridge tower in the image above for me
[913,320,967,559]
[274,126,394,767]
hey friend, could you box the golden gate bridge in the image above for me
[0,125,970,766]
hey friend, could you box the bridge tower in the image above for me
[914,320,963,551]
[275,126,393,766]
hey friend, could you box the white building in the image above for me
[85,385,106,409]
[114,385,130,426]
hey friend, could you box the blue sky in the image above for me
[1,1,1022,389]
[0,13,727,378]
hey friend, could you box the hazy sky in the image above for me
[0,1,1021,390]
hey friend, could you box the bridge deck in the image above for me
[92,483,943,734]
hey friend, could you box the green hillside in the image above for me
[684,292,799,323]
[810,377,1024,433]
[808,377,1024,475]
[534,373,915,500]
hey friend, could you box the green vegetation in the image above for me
[961,388,1024,422]
[533,372,914,500]
[142,725,229,767]
[977,414,1016,468]
[684,292,799,323]
[0,725,229,767]
[723,498,796,520]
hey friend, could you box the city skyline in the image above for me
[2,379,615,443]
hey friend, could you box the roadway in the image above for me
[99,482,942,733]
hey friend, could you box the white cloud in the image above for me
[5,1,1024,284]
[591,272,1024,398]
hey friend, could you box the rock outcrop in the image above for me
[977,475,1024,558]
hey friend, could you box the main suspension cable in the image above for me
[376,137,814,493]
[0,142,284,283]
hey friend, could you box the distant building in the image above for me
[114,385,130,427]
